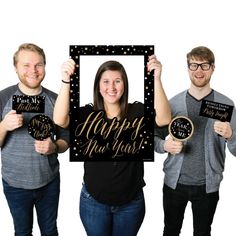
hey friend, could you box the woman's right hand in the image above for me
[61,59,76,82]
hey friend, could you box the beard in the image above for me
[18,74,45,90]
[190,77,210,88]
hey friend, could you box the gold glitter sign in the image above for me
[169,116,194,141]
[28,114,54,140]
[69,45,154,161]
[12,95,45,114]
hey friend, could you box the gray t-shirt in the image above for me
[178,91,214,185]
[0,84,69,189]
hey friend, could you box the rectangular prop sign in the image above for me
[12,95,45,113]
[199,100,234,122]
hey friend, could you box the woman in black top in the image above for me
[54,55,171,236]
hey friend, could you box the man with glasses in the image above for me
[155,46,236,236]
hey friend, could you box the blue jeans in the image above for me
[79,184,145,236]
[163,184,219,236]
[2,175,60,236]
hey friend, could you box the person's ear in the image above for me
[211,64,215,72]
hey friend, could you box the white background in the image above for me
[1,0,236,235]
[80,55,144,106]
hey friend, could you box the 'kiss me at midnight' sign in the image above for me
[69,45,155,161]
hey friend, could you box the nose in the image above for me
[196,66,203,72]
[109,82,116,90]
[29,65,37,73]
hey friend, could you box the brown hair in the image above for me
[187,46,215,65]
[93,60,129,119]
[13,43,46,66]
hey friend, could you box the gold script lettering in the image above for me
[75,111,145,141]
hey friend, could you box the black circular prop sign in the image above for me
[28,114,54,140]
[169,116,194,141]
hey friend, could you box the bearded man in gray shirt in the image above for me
[155,46,236,236]
[0,43,69,236]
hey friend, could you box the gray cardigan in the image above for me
[155,90,236,193]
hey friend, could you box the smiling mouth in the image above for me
[27,76,38,80]
[195,76,204,79]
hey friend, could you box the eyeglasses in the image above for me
[188,63,212,71]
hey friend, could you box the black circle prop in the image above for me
[169,116,194,141]
[28,114,54,140]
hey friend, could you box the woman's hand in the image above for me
[147,54,162,80]
[61,58,76,82]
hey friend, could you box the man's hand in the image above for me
[2,110,23,131]
[214,121,233,139]
[34,137,57,155]
[164,136,183,155]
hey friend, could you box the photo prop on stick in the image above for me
[28,114,54,140]
[169,116,194,141]
[199,100,234,122]
[12,95,45,114]
[69,45,154,162]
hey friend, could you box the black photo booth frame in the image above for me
[69,45,154,161]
